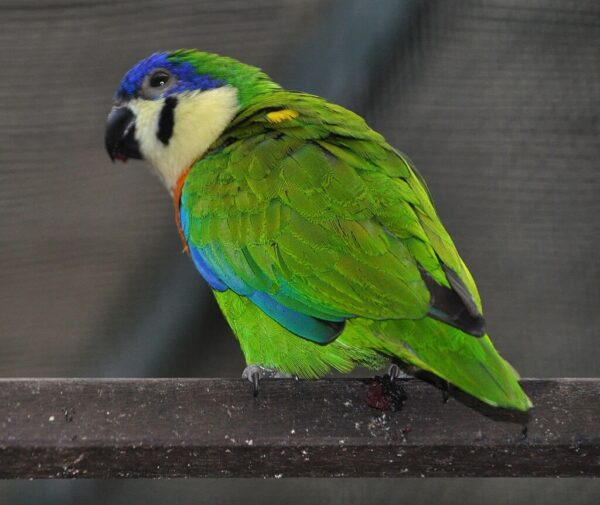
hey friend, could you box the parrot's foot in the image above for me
[366,365,408,412]
[242,365,293,397]
[442,380,451,404]
[387,363,411,380]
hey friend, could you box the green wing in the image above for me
[182,91,483,340]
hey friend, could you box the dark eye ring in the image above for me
[149,70,171,88]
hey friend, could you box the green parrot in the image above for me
[105,49,531,411]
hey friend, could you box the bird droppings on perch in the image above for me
[366,374,408,412]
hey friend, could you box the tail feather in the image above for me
[370,317,532,411]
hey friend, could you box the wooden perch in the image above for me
[0,378,597,478]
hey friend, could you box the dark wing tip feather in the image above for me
[322,320,347,343]
[441,264,481,319]
[419,266,486,337]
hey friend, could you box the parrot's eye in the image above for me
[141,69,175,98]
[149,70,171,88]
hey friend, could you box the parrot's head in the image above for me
[105,50,279,191]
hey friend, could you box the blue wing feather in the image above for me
[181,207,344,344]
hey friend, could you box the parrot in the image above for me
[105,49,531,411]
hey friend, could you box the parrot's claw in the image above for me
[242,365,293,397]
[387,363,411,381]
[442,380,451,404]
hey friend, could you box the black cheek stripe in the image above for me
[157,96,177,145]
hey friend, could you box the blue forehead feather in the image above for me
[116,52,224,100]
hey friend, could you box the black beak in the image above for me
[105,106,143,162]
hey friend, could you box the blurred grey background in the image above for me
[0,0,598,503]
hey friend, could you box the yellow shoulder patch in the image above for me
[266,109,299,124]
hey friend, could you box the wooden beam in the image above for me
[0,378,597,478]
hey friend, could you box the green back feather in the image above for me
[181,87,530,410]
